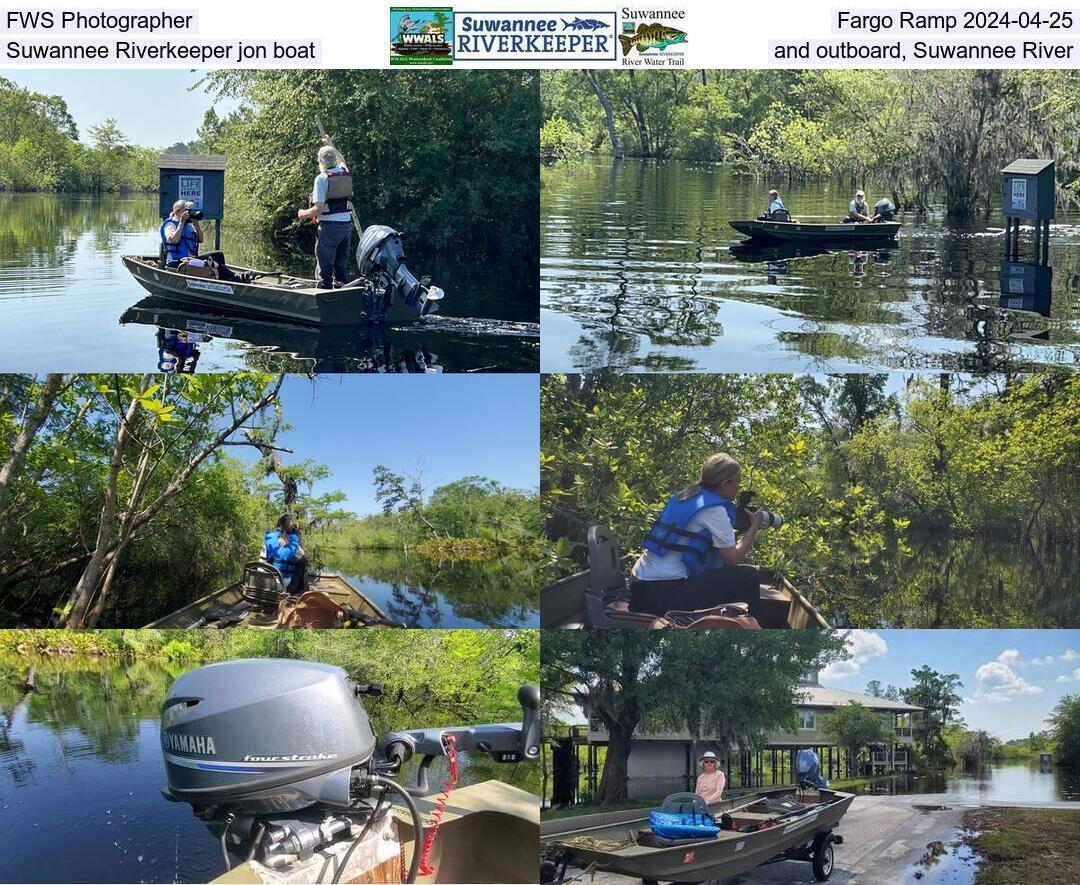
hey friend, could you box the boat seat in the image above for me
[585,526,657,628]
[240,560,288,608]
[768,209,792,222]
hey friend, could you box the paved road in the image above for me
[555,795,983,885]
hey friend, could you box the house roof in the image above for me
[157,153,227,170]
[796,685,922,712]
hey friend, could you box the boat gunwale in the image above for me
[144,571,390,628]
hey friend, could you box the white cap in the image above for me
[701,751,718,761]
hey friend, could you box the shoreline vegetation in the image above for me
[0,374,540,628]
[541,69,1080,218]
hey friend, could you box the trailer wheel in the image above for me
[812,839,834,881]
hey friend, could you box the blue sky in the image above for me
[0,70,232,147]
[822,630,1080,741]
[230,375,538,514]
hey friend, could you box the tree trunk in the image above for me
[0,374,64,514]
[585,71,624,159]
[59,377,147,627]
[597,720,635,803]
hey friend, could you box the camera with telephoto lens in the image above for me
[732,490,784,531]
[186,209,205,221]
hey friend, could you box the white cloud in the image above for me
[1029,656,1056,666]
[821,631,888,681]
[1056,668,1080,684]
[1063,650,1080,661]
[972,656,1044,702]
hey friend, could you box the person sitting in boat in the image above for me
[161,200,203,264]
[160,200,252,283]
[629,453,763,618]
[846,190,879,224]
[766,190,788,219]
[297,139,354,289]
[695,751,726,805]
[263,514,308,595]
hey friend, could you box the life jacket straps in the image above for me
[647,521,712,560]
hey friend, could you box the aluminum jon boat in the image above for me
[122,224,445,327]
[729,219,902,244]
[146,563,400,628]
[542,787,855,883]
[539,526,828,629]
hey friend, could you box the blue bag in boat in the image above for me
[648,793,720,840]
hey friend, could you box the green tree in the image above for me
[821,702,887,775]
[1050,695,1080,769]
[902,666,963,766]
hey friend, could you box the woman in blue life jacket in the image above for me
[630,453,763,617]
[264,514,308,595]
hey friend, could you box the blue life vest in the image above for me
[160,219,199,263]
[642,490,737,577]
[264,529,300,580]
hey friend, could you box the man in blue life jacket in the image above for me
[297,138,354,289]
[263,514,307,595]
[630,453,764,618]
[160,200,250,283]
[161,200,202,265]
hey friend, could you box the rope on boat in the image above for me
[562,832,638,852]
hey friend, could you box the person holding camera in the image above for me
[160,199,251,283]
[161,199,203,264]
[629,452,764,617]
[297,137,354,289]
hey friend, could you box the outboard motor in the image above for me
[161,660,538,881]
[357,225,444,318]
[874,198,896,222]
[795,747,828,790]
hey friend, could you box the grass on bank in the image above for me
[967,807,1080,885]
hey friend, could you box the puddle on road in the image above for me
[901,831,981,884]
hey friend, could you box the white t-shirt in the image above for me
[631,505,736,581]
[313,165,352,223]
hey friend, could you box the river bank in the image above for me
[966,806,1080,884]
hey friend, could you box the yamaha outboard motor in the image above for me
[357,225,444,319]
[795,747,828,790]
[161,659,539,880]
[874,198,896,222]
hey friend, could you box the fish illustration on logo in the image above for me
[562,17,608,31]
[618,22,687,54]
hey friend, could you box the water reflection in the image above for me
[540,159,1080,372]
[816,535,1080,628]
[319,548,541,628]
[0,192,538,372]
[857,764,1080,804]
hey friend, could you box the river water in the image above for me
[541,159,1080,373]
[0,193,538,373]
[320,549,541,629]
[858,763,1080,804]
[0,658,540,883]
[812,536,1080,628]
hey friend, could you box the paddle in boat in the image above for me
[146,561,405,629]
[539,525,828,630]
[541,785,855,883]
[161,660,540,884]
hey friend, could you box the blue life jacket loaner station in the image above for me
[157,153,226,252]
[1000,159,1055,316]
